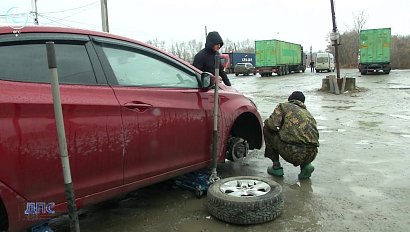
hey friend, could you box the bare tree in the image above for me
[146,38,166,51]
[147,30,410,69]
[353,11,367,34]
[326,11,367,67]
[187,40,202,63]
[222,38,237,53]
[391,35,410,68]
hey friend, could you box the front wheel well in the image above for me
[230,112,263,149]
[0,199,8,231]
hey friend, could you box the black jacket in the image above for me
[193,31,231,86]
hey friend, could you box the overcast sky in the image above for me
[1,0,409,52]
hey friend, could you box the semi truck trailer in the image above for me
[358,28,391,75]
[255,39,306,77]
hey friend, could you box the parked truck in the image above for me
[358,28,391,75]
[255,39,306,77]
[222,52,256,74]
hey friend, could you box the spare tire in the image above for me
[207,176,284,224]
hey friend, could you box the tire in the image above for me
[0,200,8,231]
[235,73,239,76]
[207,176,284,225]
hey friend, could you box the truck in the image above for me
[222,52,256,74]
[255,39,306,77]
[315,52,335,73]
[358,28,391,75]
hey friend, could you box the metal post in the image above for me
[209,55,221,183]
[205,26,207,40]
[330,0,340,79]
[46,42,80,232]
[100,0,109,32]
[33,0,39,25]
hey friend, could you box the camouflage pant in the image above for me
[263,126,317,167]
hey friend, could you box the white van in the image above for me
[315,52,335,73]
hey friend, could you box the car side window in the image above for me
[101,46,199,88]
[0,43,97,85]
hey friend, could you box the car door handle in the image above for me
[123,102,153,112]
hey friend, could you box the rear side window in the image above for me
[0,43,97,84]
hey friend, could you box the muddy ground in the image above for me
[50,69,410,232]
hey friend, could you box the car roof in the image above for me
[0,26,141,43]
[0,26,197,71]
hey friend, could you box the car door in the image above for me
[0,34,124,204]
[93,38,214,184]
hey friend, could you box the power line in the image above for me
[39,5,96,23]
[35,2,99,28]
[39,1,98,14]
[37,13,99,28]
[38,15,73,28]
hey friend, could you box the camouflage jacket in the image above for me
[265,100,319,147]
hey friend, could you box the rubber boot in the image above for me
[298,163,315,180]
[267,166,284,177]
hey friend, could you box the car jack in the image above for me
[174,169,211,198]
[29,222,54,232]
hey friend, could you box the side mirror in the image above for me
[200,72,214,89]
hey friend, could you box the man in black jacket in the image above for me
[193,31,231,86]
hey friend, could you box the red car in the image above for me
[0,26,263,231]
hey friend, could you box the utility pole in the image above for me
[205,26,208,39]
[100,0,109,32]
[32,0,39,25]
[330,0,340,78]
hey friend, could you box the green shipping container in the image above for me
[255,40,302,67]
[360,28,391,64]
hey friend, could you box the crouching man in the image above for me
[264,91,319,179]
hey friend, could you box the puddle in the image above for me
[322,105,355,110]
[315,115,328,121]
[342,158,361,163]
[358,121,382,128]
[355,140,371,145]
[363,111,384,116]
[389,114,410,120]
[350,186,384,198]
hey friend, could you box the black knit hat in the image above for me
[288,91,305,103]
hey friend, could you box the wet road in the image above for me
[51,69,410,232]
